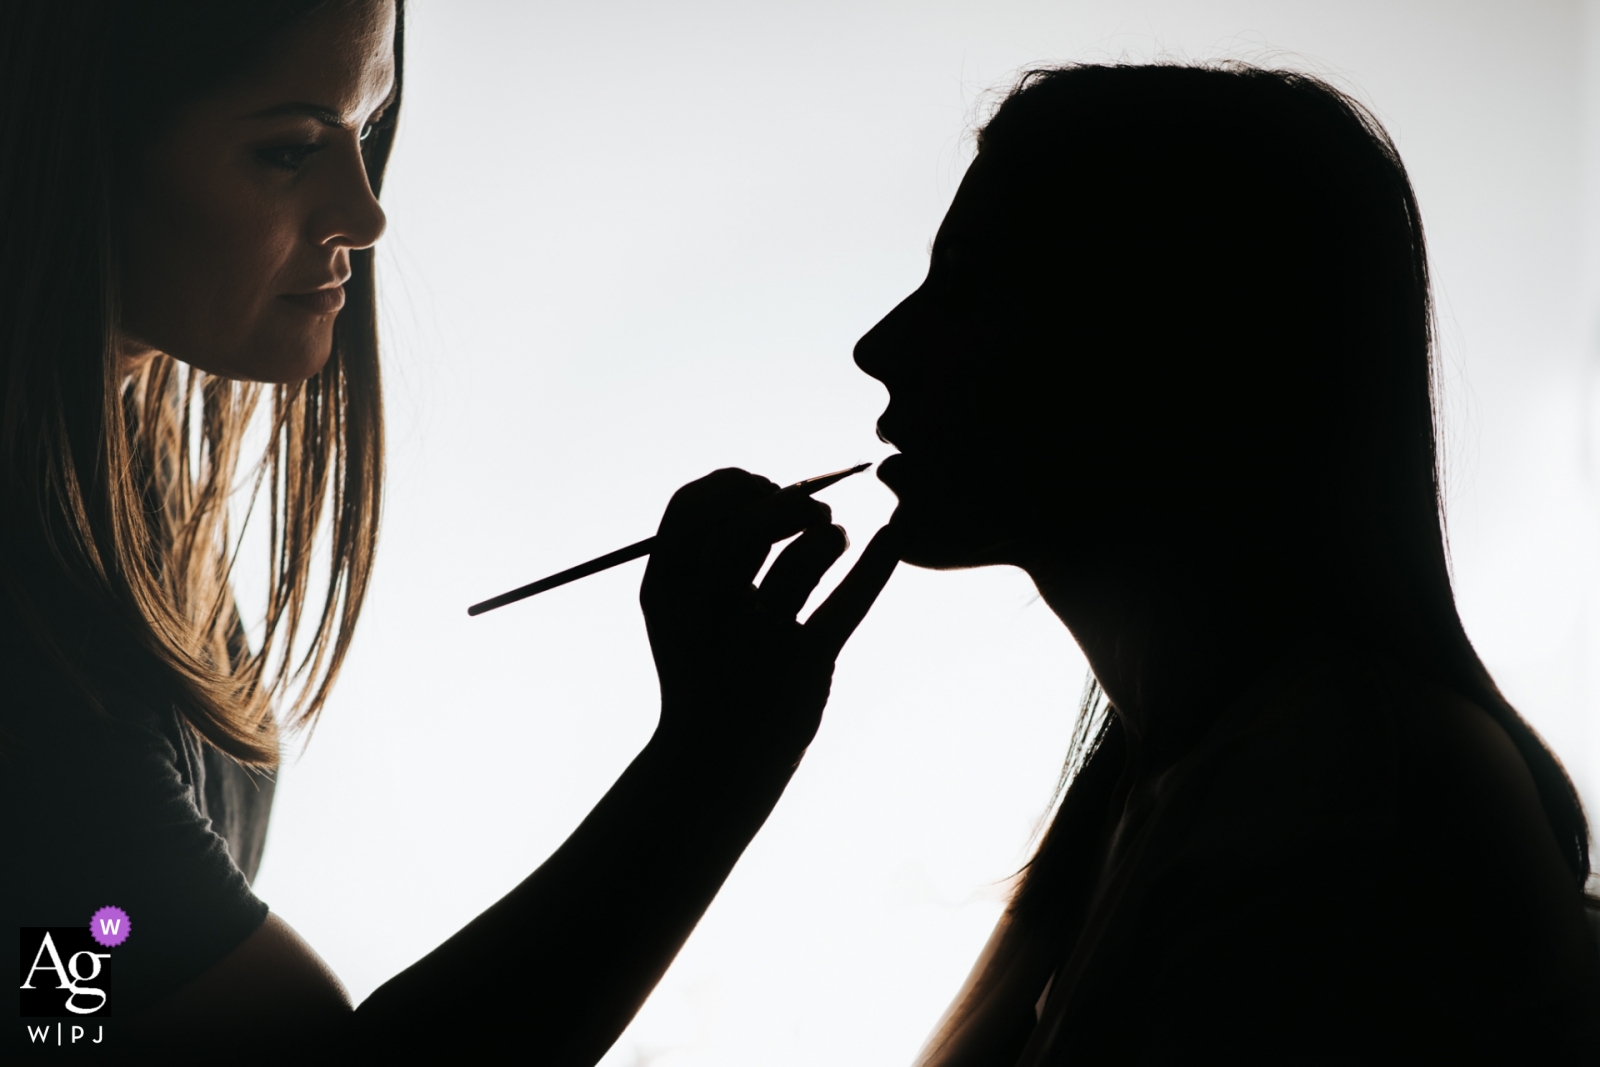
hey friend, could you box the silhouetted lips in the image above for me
[280,286,345,314]
[877,453,907,491]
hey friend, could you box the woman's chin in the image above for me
[222,341,333,384]
[889,503,1017,570]
[252,331,337,383]
[165,335,335,384]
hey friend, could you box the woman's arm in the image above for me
[358,721,818,1060]
[129,469,898,1063]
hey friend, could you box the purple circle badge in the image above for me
[90,905,131,948]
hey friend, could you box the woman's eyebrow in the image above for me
[247,81,397,130]
[246,102,352,129]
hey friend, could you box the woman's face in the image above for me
[856,154,1083,570]
[117,0,396,384]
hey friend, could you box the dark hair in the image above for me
[0,0,402,762]
[918,62,1590,1062]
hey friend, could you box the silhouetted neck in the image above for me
[1025,546,1328,770]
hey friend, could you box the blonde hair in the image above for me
[0,0,400,764]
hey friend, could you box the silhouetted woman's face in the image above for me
[856,153,1089,571]
[117,0,395,384]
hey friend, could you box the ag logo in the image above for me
[19,928,112,1017]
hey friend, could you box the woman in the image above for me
[855,64,1600,1062]
[2,1,895,1060]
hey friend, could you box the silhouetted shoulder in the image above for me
[1070,647,1600,1062]
[1155,648,1403,858]
[1178,649,1586,920]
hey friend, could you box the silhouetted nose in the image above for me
[853,324,887,383]
[854,288,920,388]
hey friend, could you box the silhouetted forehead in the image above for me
[932,153,1033,260]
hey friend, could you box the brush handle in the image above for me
[467,538,654,616]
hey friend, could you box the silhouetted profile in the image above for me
[855,63,1600,1063]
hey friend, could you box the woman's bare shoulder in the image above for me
[1241,653,1557,845]
[1121,662,1600,1061]
[1144,649,1600,1045]
[1179,649,1588,932]
[1177,648,1571,871]
[1392,677,1580,885]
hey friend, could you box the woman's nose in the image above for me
[853,286,924,387]
[312,143,388,251]
[852,321,889,384]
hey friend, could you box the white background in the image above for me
[250,2,1600,1063]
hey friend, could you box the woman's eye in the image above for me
[258,142,327,172]
[360,107,394,143]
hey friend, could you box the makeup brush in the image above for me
[468,463,872,616]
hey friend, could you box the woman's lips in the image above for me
[877,453,908,491]
[279,286,345,314]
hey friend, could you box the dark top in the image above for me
[4,659,274,1015]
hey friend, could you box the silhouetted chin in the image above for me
[885,498,1019,571]
[880,453,1023,570]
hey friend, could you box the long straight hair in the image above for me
[917,63,1591,1065]
[0,0,403,764]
